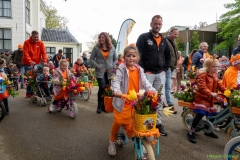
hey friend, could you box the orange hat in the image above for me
[230,54,240,66]
[18,44,23,49]
[129,43,135,47]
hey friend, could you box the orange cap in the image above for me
[129,43,135,47]
[18,44,23,49]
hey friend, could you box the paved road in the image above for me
[0,87,238,160]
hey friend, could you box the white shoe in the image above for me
[108,141,116,156]
[214,125,221,132]
[49,104,55,111]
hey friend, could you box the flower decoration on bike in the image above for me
[23,69,37,92]
[187,66,198,79]
[0,76,19,97]
[65,78,85,96]
[102,84,113,97]
[173,80,197,102]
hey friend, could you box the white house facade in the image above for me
[0,0,47,53]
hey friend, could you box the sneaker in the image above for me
[156,124,167,136]
[214,125,221,132]
[49,104,55,112]
[25,94,33,98]
[108,141,116,156]
[204,132,218,139]
[21,85,24,89]
[168,105,177,114]
[163,102,168,109]
[187,132,197,143]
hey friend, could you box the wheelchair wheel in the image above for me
[82,87,90,101]
[226,124,240,153]
[0,102,6,121]
[13,80,18,91]
[69,102,78,119]
[31,96,37,104]
[39,99,47,107]
[182,109,196,131]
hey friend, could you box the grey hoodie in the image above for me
[112,63,156,112]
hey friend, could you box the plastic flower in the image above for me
[127,90,137,100]
[138,89,145,96]
[163,107,174,117]
[224,89,231,98]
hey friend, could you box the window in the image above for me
[26,32,30,40]
[25,0,30,24]
[0,0,11,17]
[46,47,55,55]
[0,28,11,50]
[63,48,73,66]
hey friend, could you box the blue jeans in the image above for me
[18,67,24,85]
[145,72,166,124]
[23,65,33,94]
[165,68,173,106]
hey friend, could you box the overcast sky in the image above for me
[47,0,234,52]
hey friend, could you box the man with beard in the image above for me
[52,49,65,68]
[136,15,171,136]
[82,52,90,69]
[12,44,24,89]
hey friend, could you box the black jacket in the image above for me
[136,31,171,74]
[12,49,23,68]
[182,56,189,71]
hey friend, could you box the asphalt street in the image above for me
[0,87,239,160]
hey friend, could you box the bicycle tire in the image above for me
[226,124,240,153]
[135,139,155,160]
[82,87,90,101]
[0,101,6,121]
[69,102,78,119]
[182,109,196,131]
[224,136,240,159]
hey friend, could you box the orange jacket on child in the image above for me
[72,62,88,74]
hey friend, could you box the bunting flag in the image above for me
[116,19,136,56]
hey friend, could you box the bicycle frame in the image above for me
[134,137,160,158]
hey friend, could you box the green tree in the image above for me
[214,0,240,52]
[46,5,69,29]
[175,37,184,51]
[190,31,200,50]
[86,32,117,52]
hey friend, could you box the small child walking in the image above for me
[108,46,156,156]
[49,59,72,111]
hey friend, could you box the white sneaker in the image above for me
[108,141,116,156]
[214,125,221,132]
[49,104,55,111]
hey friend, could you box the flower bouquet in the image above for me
[0,76,19,98]
[65,78,85,97]
[173,80,196,108]
[227,89,240,115]
[102,84,114,112]
[187,66,198,82]
[23,69,37,92]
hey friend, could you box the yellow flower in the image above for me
[224,89,231,98]
[163,107,174,117]
[81,82,84,85]
[73,89,77,93]
[7,80,11,85]
[3,75,7,79]
[127,90,137,100]
[192,66,196,71]
[80,87,85,91]
[62,86,66,90]
[62,81,67,86]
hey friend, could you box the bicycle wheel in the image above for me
[226,124,240,153]
[224,136,240,159]
[135,139,155,160]
[0,102,6,121]
[69,102,78,119]
[182,109,196,131]
[82,87,90,101]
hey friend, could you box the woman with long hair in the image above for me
[182,49,198,72]
[90,32,117,113]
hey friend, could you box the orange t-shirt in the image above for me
[62,70,67,79]
[153,36,162,47]
[125,66,139,105]
[101,49,109,59]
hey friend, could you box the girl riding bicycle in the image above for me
[108,46,156,156]
[187,56,226,143]
[49,59,72,111]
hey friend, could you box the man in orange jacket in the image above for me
[23,30,47,97]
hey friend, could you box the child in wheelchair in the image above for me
[37,67,53,101]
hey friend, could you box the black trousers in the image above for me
[191,113,214,129]
[96,72,110,110]
[2,98,9,112]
